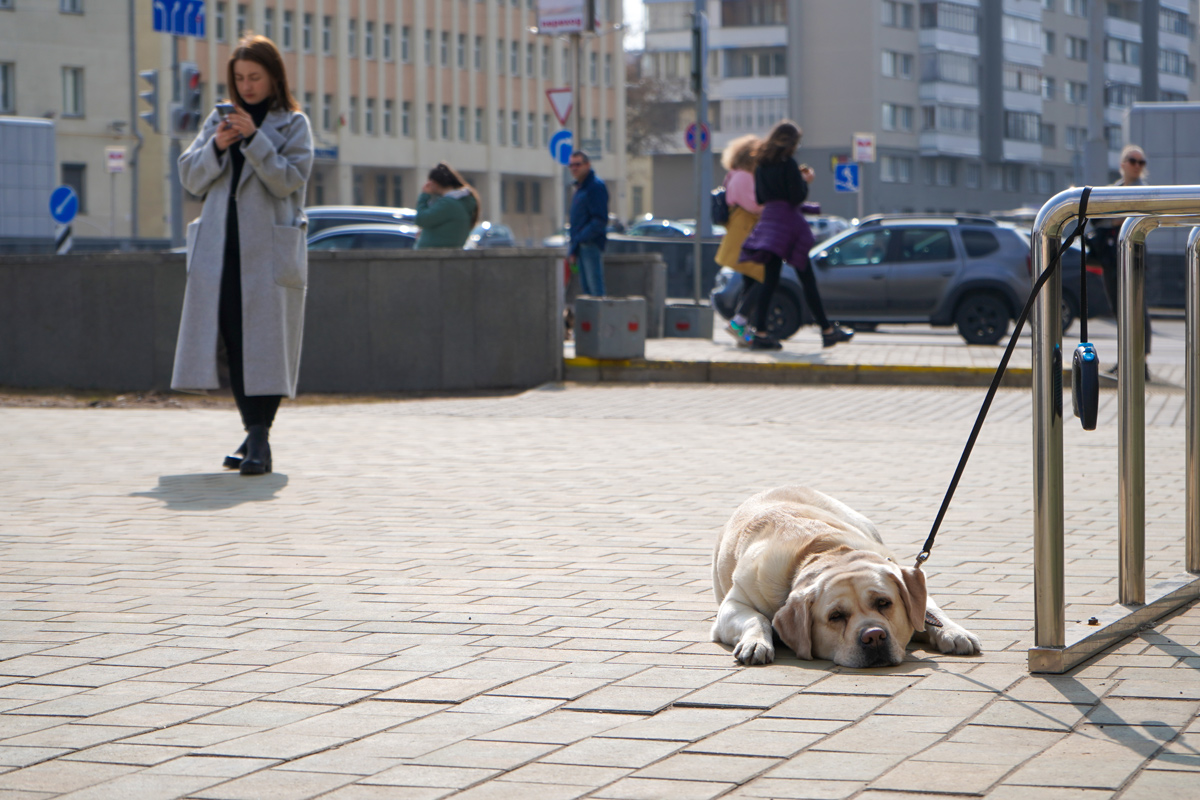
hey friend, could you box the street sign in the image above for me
[834,163,860,193]
[153,0,207,39]
[545,88,573,126]
[685,122,709,153]
[49,186,78,225]
[549,129,573,165]
[853,132,876,163]
[106,147,127,174]
[536,0,596,34]
[579,137,602,160]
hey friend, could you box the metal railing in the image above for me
[1028,186,1200,674]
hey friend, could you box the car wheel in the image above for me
[765,292,803,340]
[1061,291,1079,334]
[955,292,1010,345]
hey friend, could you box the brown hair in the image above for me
[756,120,802,164]
[227,33,300,111]
[428,162,481,225]
[721,134,760,172]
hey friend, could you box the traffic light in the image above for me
[173,62,203,134]
[138,69,159,133]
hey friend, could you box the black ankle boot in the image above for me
[222,436,248,470]
[239,425,272,476]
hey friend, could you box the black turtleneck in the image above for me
[224,99,272,191]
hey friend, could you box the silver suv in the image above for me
[712,215,1032,344]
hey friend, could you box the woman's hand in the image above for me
[800,166,815,183]
[224,106,258,139]
[213,120,242,151]
[422,181,441,195]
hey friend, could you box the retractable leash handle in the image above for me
[1071,215,1100,430]
[915,188,1094,569]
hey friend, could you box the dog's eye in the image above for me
[828,610,845,623]
[875,598,893,610]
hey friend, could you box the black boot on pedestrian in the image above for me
[239,425,272,476]
[222,437,248,470]
[822,326,855,348]
[749,333,783,351]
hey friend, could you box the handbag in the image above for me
[711,184,730,225]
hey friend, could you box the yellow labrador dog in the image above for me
[712,486,982,668]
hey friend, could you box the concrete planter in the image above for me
[574,296,646,360]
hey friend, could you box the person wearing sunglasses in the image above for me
[1086,144,1152,375]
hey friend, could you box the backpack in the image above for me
[710,184,730,225]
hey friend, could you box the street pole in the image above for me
[169,34,184,247]
[128,0,141,238]
[691,3,708,306]
[110,172,116,237]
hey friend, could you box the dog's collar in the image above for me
[925,611,944,628]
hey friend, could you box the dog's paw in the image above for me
[929,620,982,655]
[734,636,775,665]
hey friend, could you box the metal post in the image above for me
[1118,216,1151,605]
[128,0,141,239]
[110,172,117,238]
[169,35,184,247]
[1189,227,1200,574]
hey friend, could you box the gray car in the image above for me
[712,215,1033,344]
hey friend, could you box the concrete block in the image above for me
[664,303,715,339]
[575,297,646,360]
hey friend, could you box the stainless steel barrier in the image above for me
[1028,185,1200,673]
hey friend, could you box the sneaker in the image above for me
[750,333,783,351]
[724,320,748,342]
[735,330,754,349]
[822,326,855,348]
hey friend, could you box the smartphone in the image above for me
[216,102,235,119]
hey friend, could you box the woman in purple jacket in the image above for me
[739,121,854,351]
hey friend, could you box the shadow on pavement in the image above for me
[131,472,289,510]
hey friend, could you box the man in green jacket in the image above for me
[415,163,480,249]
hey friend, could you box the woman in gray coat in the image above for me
[172,34,313,475]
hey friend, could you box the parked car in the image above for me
[305,205,416,235]
[306,223,419,251]
[712,215,1038,344]
[627,218,695,238]
[809,215,850,243]
[465,221,516,249]
[1000,225,1112,329]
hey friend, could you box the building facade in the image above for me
[2,0,626,245]
[635,0,1199,221]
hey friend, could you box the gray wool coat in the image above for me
[171,107,314,398]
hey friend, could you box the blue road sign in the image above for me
[685,122,709,153]
[154,0,207,38]
[834,163,860,193]
[49,186,78,225]
[549,129,573,165]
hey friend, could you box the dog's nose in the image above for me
[860,627,888,647]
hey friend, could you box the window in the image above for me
[542,113,550,145]
[1041,76,1055,100]
[236,3,246,37]
[441,31,450,66]
[458,34,467,68]
[511,110,520,145]
[392,175,403,207]
[348,18,357,56]
[62,67,84,116]
[1106,83,1139,107]
[964,162,981,188]
[459,106,468,140]
[216,2,227,41]
[475,36,483,70]
[719,0,787,26]
[366,21,375,58]
[1162,90,1188,102]
[1004,110,1041,142]
[497,108,505,144]
[513,41,522,75]
[353,174,363,205]
[1001,14,1040,46]
[264,7,274,39]
[1065,35,1087,60]
[516,181,526,213]
[1161,7,1189,36]
[1159,49,1191,77]
[500,180,507,213]
[366,98,376,134]
[349,96,359,133]
[61,163,86,211]
[881,0,915,28]
[1064,0,1087,16]
[1003,164,1022,192]
[303,92,313,118]
[1065,125,1084,151]
[282,10,294,49]
[1003,63,1041,94]
[401,26,411,62]
[312,172,325,205]
[532,181,542,214]
[1106,124,1123,151]
[527,112,535,147]
[402,101,411,136]
[527,43,535,76]
[1044,31,1055,55]
[1066,80,1088,104]
[1042,0,1055,9]
[898,228,954,259]
[879,156,913,183]
[1041,123,1056,147]
[303,13,312,52]
[920,104,978,133]
[723,48,786,77]
[426,103,434,138]
[475,107,484,141]
[0,62,13,114]
[322,16,333,54]
[882,103,914,131]
[1105,37,1140,66]
[919,2,978,33]
[589,51,597,84]
[882,51,914,79]
[921,51,977,85]
[962,230,1000,257]
[384,99,393,135]
[322,94,332,130]
[1034,169,1054,195]
[376,173,387,205]
[604,53,613,86]
[542,45,550,77]
[441,104,450,139]
[605,119,613,152]
[60,0,82,13]
[425,29,433,65]
[824,230,893,266]
[384,24,393,61]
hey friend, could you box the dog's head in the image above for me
[772,550,927,668]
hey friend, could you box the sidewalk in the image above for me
[1,381,1197,799]
[565,314,1190,389]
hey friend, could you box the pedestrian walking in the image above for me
[739,121,853,351]
[567,151,609,297]
[715,134,764,347]
[172,33,314,475]
[1086,143,1152,374]
[415,163,480,249]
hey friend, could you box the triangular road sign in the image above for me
[546,88,573,126]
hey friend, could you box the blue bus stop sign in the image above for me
[549,129,573,165]
[50,186,78,224]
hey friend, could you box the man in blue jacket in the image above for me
[567,151,609,297]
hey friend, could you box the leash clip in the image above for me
[914,551,930,570]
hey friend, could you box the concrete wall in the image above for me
[603,253,668,338]
[0,249,564,393]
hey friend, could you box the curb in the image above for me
[564,357,1035,388]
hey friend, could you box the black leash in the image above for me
[915,187,1093,569]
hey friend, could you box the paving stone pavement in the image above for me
[2,382,1198,799]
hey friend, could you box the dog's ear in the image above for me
[894,565,928,632]
[772,592,813,660]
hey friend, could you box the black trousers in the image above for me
[1092,228,1152,355]
[750,255,832,333]
[220,198,282,429]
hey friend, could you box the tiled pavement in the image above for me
[2,381,1198,799]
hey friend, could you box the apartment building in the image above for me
[636,0,1199,221]
[1,0,626,244]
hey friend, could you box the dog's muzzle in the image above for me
[857,625,899,667]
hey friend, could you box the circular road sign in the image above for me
[549,129,574,165]
[685,122,709,153]
[50,185,79,225]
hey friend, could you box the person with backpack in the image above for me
[714,134,764,346]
